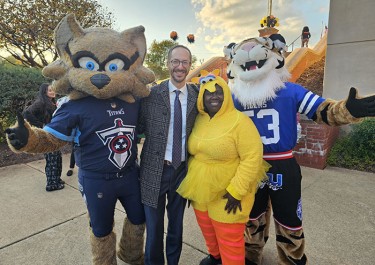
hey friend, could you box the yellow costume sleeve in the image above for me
[226,114,268,200]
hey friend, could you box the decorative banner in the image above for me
[260,15,279,28]
[170,31,178,41]
[187,34,195,43]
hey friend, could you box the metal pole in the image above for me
[267,0,273,27]
[268,0,272,17]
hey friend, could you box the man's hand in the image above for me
[223,192,242,214]
[5,112,29,150]
[346,87,375,118]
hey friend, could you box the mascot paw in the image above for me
[346,87,375,118]
[5,112,29,150]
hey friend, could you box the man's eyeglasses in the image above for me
[170,59,190,67]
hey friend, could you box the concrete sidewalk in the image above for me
[0,153,374,265]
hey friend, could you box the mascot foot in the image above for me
[117,218,145,265]
[90,231,117,265]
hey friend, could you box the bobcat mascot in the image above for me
[223,35,375,265]
[6,14,155,265]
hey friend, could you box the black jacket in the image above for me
[23,100,56,128]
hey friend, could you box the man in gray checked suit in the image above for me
[138,45,199,265]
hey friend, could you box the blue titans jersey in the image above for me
[233,82,325,153]
[44,96,140,173]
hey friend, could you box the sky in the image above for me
[98,0,330,63]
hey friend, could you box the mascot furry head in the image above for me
[42,14,155,103]
[224,35,290,108]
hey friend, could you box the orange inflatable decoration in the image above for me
[170,31,178,41]
[187,34,195,43]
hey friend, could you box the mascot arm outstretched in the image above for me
[5,113,67,153]
[313,87,375,126]
[223,35,375,127]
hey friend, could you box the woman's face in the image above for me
[46,86,55,98]
[203,84,224,118]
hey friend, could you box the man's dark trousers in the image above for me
[144,163,187,265]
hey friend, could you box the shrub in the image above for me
[327,118,375,172]
[0,62,49,142]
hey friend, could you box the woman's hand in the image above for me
[223,192,242,214]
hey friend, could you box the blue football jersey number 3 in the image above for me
[244,109,280,145]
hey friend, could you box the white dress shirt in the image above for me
[164,80,187,162]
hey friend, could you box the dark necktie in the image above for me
[172,90,182,169]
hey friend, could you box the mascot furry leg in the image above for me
[90,231,117,265]
[244,211,269,265]
[89,218,145,265]
[117,218,145,265]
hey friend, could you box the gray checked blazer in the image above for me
[138,80,199,208]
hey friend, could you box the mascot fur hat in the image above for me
[223,34,375,265]
[6,14,155,265]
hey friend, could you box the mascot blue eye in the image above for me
[105,59,125,72]
[199,74,216,84]
[86,62,95,70]
[78,57,99,71]
[108,64,118,71]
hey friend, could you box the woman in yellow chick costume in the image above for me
[177,70,269,265]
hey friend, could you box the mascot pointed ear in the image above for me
[54,14,84,60]
[121,26,147,62]
[223,42,236,59]
[191,69,210,84]
[269,34,287,53]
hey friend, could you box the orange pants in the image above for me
[194,209,246,265]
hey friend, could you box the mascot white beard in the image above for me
[229,54,290,109]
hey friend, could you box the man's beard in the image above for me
[171,69,187,83]
[229,67,290,109]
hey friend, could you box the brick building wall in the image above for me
[187,57,228,82]
[293,118,339,169]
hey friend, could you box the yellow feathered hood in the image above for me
[192,69,235,118]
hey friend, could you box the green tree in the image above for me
[145,40,197,80]
[145,40,176,80]
[0,0,116,68]
[0,62,47,142]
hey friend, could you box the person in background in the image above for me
[177,70,268,265]
[301,26,311,47]
[23,83,64,191]
[138,45,199,265]
[66,147,75,176]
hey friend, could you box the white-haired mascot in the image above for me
[224,34,375,265]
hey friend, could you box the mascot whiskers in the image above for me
[6,14,155,265]
[224,34,375,265]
